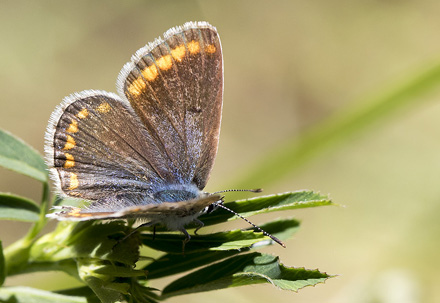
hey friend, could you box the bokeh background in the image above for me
[1,1,440,302]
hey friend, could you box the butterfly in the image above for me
[45,21,284,248]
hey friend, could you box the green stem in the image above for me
[3,237,34,276]
[26,181,50,240]
[4,182,51,276]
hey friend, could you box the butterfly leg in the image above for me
[180,228,191,254]
[193,219,204,235]
[114,221,155,248]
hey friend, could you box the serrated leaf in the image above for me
[0,193,40,222]
[198,190,333,226]
[0,286,87,303]
[141,218,299,254]
[0,129,48,182]
[161,252,332,298]
[0,241,5,287]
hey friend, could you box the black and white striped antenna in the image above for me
[212,190,286,248]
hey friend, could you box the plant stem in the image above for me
[3,182,51,276]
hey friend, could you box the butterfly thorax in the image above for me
[153,183,203,203]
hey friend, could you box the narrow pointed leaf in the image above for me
[143,250,245,280]
[0,193,40,222]
[198,190,333,226]
[141,218,299,254]
[0,241,5,287]
[161,253,332,298]
[0,129,48,182]
[0,286,87,303]
[141,229,267,254]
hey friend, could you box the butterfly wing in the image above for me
[117,21,223,189]
[45,91,169,205]
[47,194,221,222]
[45,22,222,214]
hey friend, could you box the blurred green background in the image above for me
[1,1,440,302]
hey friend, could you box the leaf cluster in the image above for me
[0,129,333,302]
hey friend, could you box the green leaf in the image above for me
[0,193,40,222]
[252,218,301,244]
[143,219,299,280]
[0,241,5,287]
[0,129,48,182]
[161,252,332,298]
[144,250,245,280]
[198,190,333,226]
[142,229,268,254]
[76,259,159,303]
[0,286,87,303]
[141,218,299,254]
[76,259,130,303]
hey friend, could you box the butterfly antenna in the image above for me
[212,188,263,194]
[215,202,286,248]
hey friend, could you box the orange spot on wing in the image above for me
[127,77,147,97]
[171,45,186,62]
[72,212,92,217]
[68,173,79,190]
[96,102,111,113]
[65,208,92,217]
[67,208,81,216]
[76,108,89,119]
[63,135,76,150]
[142,65,158,81]
[63,153,75,168]
[156,55,172,70]
[205,44,216,54]
[66,120,78,133]
[187,40,200,54]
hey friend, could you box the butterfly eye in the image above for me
[205,203,218,214]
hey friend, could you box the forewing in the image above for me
[45,91,167,202]
[117,21,223,189]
